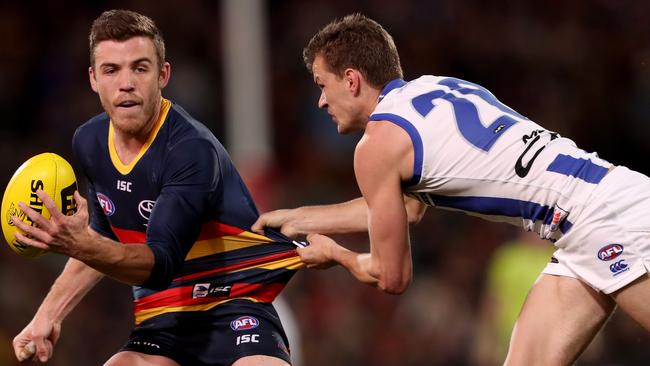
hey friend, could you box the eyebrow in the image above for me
[98,57,153,69]
[130,57,153,65]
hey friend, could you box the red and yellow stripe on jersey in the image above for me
[112,221,303,325]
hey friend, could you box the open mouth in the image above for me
[116,100,140,109]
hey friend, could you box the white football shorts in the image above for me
[543,166,650,294]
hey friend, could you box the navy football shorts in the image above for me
[121,299,292,365]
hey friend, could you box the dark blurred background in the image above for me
[2,1,650,365]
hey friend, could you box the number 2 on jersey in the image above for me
[411,78,527,152]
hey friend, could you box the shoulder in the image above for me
[73,112,109,145]
[72,112,109,165]
[165,102,225,153]
[355,121,413,178]
[357,122,412,157]
[160,103,231,178]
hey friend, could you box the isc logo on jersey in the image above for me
[96,193,115,216]
[230,316,259,331]
[597,244,624,261]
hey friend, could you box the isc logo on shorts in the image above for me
[230,316,259,331]
[597,244,624,261]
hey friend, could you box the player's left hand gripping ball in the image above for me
[1,153,77,257]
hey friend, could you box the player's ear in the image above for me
[158,62,171,89]
[88,66,98,93]
[345,68,361,95]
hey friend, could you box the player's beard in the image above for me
[108,98,159,138]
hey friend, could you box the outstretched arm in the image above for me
[298,233,377,284]
[252,195,426,238]
[13,258,104,362]
[352,121,414,294]
[252,197,371,237]
[296,121,418,294]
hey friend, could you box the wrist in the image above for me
[34,306,62,326]
[77,234,122,266]
[64,230,95,261]
[326,240,347,263]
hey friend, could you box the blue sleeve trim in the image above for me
[368,113,423,187]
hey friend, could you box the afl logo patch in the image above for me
[138,200,156,221]
[230,316,259,331]
[96,193,115,216]
[597,244,624,261]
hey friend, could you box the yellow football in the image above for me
[1,153,77,257]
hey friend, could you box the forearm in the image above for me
[329,246,379,286]
[74,234,154,286]
[326,245,410,294]
[293,196,424,234]
[36,258,104,323]
[292,198,370,234]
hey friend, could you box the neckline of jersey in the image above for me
[108,97,171,175]
[378,78,407,103]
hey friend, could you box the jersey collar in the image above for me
[108,97,171,175]
[378,78,407,103]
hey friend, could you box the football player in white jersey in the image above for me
[253,13,650,365]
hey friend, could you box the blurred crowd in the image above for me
[1,1,650,365]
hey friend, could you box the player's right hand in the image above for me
[13,316,61,363]
[252,209,303,238]
[297,233,337,269]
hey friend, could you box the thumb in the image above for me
[74,191,87,212]
[306,233,322,242]
[251,218,265,235]
[17,341,35,362]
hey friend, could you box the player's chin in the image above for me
[336,123,353,135]
[112,113,146,133]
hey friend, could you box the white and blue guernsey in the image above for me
[371,76,612,243]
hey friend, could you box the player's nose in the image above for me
[118,70,136,91]
[318,91,327,109]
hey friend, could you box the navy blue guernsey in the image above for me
[72,98,303,325]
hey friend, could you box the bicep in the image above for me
[146,188,210,258]
[142,141,220,287]
[354,124,411,246]
[353,123,414,292]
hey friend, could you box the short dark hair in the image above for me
[89,9,165,68]
[303,13,403,89]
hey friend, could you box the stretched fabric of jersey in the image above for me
[72,98,303,325]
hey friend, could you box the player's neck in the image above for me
[112,134,144,166]
[112,98,163,165]
[363,86,382,120]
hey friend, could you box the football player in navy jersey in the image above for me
[12,10,301,366]
[253,13,650,365]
